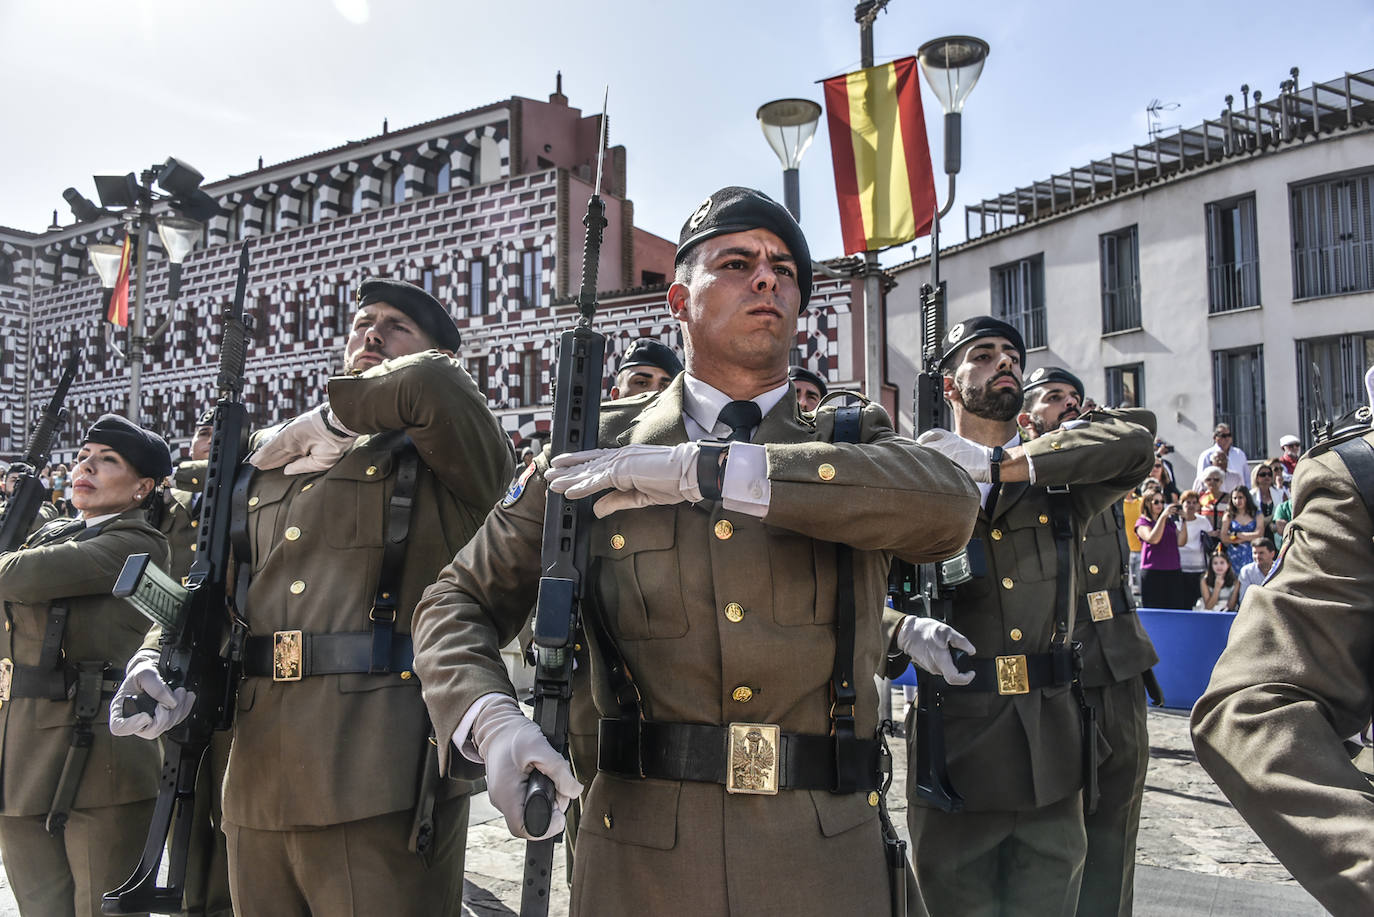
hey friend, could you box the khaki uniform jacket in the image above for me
[910,410,1155,813]
[157,487,199,584]
[413,377,980,916]
[221,351,512,830]
[1191,426,1374,917]
[1075,504,1158,688]
[0,511,169,816]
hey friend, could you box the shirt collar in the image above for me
[81,511,119,528]
[682,374,790,437]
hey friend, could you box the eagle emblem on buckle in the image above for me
[0,658,12,704]
[995,654,1030,695]
[273,631,303,682]
[726,723,779,795]
[1087,590,1114,622]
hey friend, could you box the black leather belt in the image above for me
[937,648,1075,695]
[0,661,122,702]
[242,632,414,680]
[597,718,882,793]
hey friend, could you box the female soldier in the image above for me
[0,414,175,917]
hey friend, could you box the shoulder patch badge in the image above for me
[502,462,538,508]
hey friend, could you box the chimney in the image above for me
[550,70,568,106]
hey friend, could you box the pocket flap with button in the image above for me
[579,773,680,850]
[809,788,877,838]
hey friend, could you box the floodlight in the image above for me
[63,188,103,223]
[156,158,205,198]
[94,173,140,208]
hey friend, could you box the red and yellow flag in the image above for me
[106,234,133,326]
[823,56,936,255]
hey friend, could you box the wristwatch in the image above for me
[989,446,1004,485]
[697,442,729,501]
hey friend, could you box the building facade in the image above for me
[0,81,867,462]
[886,67,1374,471]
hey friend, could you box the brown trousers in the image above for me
[1077,676,1149,917]
[183,730,234,917]
[0,799,157,917]
[223,795,468,917]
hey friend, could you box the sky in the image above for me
[2,0,1371,267]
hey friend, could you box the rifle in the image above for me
[896,280,973,813]
[0,348,81,553]
[519,90,609,917]
[103,243,252,915]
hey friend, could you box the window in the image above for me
[641,270,665,286]
[1099,225,1141,333]
[1295,332,1374,446]
[469,259,488,316]
[433,160,451,194]
[264,196,285,233]
[466,356,489,397]
[336,282,354,335]
[421,268,435,294]
[520,250,542,307]
[1212,346,1267,460]
[1104,363,1144,409]
[231,205,248,241]
[1206,195,1260,312]
[0,256,12,286]
[1291,169,1374,299]
[381,167,398,207]
[298,187,318,227]
[337,175,355,216]
[517,351,538,405]
[350,176,365,214]
[990,253,1046,349]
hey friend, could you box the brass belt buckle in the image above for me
[995,654,1030,695]
[273,631,304,682]
[726,722,780,795]
[1087,590,1114,622]
[0,657,11,704]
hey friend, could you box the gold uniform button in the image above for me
[1001,577,1014,590]
[610,534,625,550]
[867,791,880,807]
[4,621,10,632]
[1038,514,1049,525]
[248,496,260,508]
[190,520,198,528]
[290,580,306,595]
[1010,628,1023,641]
[818,463,836,481]
[190,544,197,552]
[990,529,1003,541]
[301,482,314,492]
[1051,441,1062,450]
[603,814,612,829]
[732,686,754,703]
[191,477,199,485]
[724,602,745,623]
[714,520,733,540]
[285,526,301,541]
[365,465,378,476]
[400,671,413,680]
[1088,564,1100,575]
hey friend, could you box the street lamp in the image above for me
[915,35,989,373]
[62,157,219,423]
[756,98,823,221]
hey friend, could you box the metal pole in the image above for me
[126,206,151,424]
[782,168,801,222]
[858,6,883,407]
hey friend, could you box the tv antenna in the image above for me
[1146,98,1181,140]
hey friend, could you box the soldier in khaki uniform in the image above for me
[411,187,981,916]
[895,318,1155,917]
[1020,366,1159,917]
[1191,394,1374,916]
[0,414,173,917]
[114,279,513,916]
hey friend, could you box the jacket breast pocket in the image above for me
[766,528,831,626]
[323,455,390,550]
[1002,505,1057,582]
[246,484,291,569]
[590,510,688,640]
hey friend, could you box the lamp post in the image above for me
[756,98,823,221]
[62,158,219,423]
[916,35,989,339]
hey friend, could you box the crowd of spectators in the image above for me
[0,461,82,519]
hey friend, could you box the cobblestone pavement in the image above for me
[0,705,1325,916]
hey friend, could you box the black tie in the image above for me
[717,400,762,443]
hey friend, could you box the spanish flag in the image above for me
[823,57,936,255]
[106,234,133,327]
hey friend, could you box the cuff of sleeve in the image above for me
[1024,451,1037,485]
[721,442,769,517]
[452,692,509,765]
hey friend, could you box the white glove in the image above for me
[916,429,993,483]
[545,443,702,518]
[469,696,584,840]
[250,403,358,475]
[897,616,977,686]
[109,649,197,740]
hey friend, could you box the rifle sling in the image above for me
[370,439,419,674]
[1046,486,1099,814]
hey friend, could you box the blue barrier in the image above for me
[889,608,1236,711]
[1137,607,1236,711]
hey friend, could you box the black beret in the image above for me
[1023,366,1084,400]
[356,278,462,351]
[83,414,173,479]
[937,316,1027,371]
[787,364,828,396]
[618,338,683,378]
[675,186,813,309]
